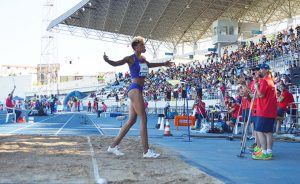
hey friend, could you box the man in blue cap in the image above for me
[252,63,277,160]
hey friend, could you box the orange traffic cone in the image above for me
[18,116,24,123]
[17,114,27,123]
[164,119,173,136]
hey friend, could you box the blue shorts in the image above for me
[254,116,275,133]
[231,118,237,124]
[128,83,143,93]
[252,116,257,127]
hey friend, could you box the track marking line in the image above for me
[87,115,104,135]
[100,127,138,131]
[55,114,75,135]
[9,114,60,134]
[87,136,107,184]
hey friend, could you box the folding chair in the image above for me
[285,102,299,134]
[5,107,16,123]
[234,115,244,135]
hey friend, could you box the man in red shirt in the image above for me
[93,98,98,112]
[238,68,260,150]
[252,64,277,160]
[192,97,206,130]
[226,98,241,128]
[276,84,297,133]
[77,100,80,112]
[6,85,22,121]
[249,74,260,147]
[87,101,91,112]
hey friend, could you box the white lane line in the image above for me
[100,128,139,131]
[9,114,60,134]
[87,115,104,135]
[55,114,75,135]
[87,136,107,184]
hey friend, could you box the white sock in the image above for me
[262,150,267,154]
[267,149,272,154]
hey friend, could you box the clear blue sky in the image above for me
[0,0,146,74]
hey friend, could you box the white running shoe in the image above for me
[143,149,160,158]
[107,146,124,156]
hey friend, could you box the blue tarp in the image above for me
[13,96,24,101]
[63,90,87,105]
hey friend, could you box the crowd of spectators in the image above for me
[99,27,300,103]
[23,94,61,116]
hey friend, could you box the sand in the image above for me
[0,135,223,184]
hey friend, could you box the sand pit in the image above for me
[0,135,222,184]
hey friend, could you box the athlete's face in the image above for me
[135,41,146,53]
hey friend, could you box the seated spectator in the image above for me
[6,86,22,121]
[97,102,107,118]
[276,84,296,133]
[28,99,47,116]
[226,98,241,129]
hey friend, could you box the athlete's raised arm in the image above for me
[146,59,175,68]
[103,52,130,66]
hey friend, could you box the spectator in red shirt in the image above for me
[239,76,256,140]
[226,98,241,128]
[252,64,277,160]
[192,97,206,130]
[93,98,98,112]
[87,101,91,112]
[77,100,80,112]
[276,84,296,133]
[248,71,260,149]
[6,85,22,121]
[97,102,107,118]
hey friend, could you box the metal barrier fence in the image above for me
[285,102,300,134]
[147,106,193,116]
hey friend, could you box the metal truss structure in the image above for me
[48,0,300,51]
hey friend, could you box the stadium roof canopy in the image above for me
[48,0,300,46]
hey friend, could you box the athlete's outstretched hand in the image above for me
[165,60,175,67]
[103,52,109,62]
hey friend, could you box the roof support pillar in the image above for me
[287,17,294,28]
[193,42,198,55]
[147,40,162,59]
